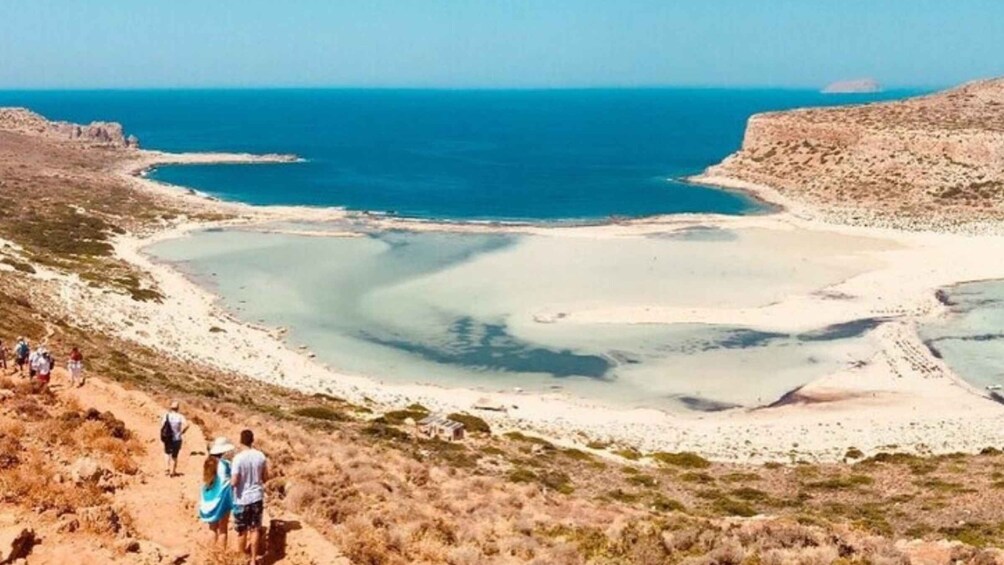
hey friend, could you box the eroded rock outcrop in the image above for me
[0,107,139,149]
[702,78,1004,226]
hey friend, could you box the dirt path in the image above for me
[57,370,349,565]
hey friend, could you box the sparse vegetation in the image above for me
[447,412,491,434]
[651,451,711,469]
[292,405,346,422]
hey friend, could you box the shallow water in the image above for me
[920,281,1004,389]
[150,225,890,411]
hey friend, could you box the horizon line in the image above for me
[0,83,945,93]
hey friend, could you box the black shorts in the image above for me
[163,439,182,458]
[234,500,264,533]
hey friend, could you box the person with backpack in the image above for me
[13,338,29,376]
[68,346,85,387]
[161,401,189,477]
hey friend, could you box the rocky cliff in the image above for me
[0,107,138,149]
[702,78,1004,226]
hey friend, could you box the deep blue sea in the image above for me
[0,89,919,220]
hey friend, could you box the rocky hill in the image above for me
[702,78,1004,227]
[0,107,138,149]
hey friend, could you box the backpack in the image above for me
[15,342,27,358]
[160,415,175,444]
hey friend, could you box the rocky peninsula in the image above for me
[696,78,1004,230]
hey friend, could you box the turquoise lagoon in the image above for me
[149,225,891,411]
[921,282,1004,390]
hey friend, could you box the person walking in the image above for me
[68,346,85,387]
[0,339,8,373]
[13,338,28,376]
[27,344,41,380]
[231,429,268,563]
[160,401,188,477]
[199,437,235,552]
[34,347,53,393]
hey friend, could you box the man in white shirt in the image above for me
[161,401,188,477]
[232,429,268,563]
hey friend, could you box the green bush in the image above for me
[508,468,537,483]
[805,474,873,490]
[626,474,658,488]
[650,494,685,512]
[504,431,554,449]
[650,451,711,469]
[613,448,642,461]
[447,412,491,434]
[378,409,429,425]
[713,498,757,517]
[292,406,345,421]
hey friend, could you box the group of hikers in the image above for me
[162,402,270,563]
[4,333,269,561]
[0,336,85,390]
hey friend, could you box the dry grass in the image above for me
[0,377,140,538]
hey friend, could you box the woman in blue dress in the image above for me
[199,437,235,551]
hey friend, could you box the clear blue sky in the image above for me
[1,0,1001,89]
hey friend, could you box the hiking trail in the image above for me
[60,370,349,564]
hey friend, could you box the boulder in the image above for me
[77,505,122,535]
[114,538,141,554]
[56,515,79,533]
[70,457,107,484]
[0,526,37,563]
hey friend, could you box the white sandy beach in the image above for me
[40,149,1004,463]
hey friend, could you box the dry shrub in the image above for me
[0,434,22,469]
[110,451,139,475]
[446,544,484,565]
[339,515,402,565]
[0,454,104,513]
[717,539,748,564]
[9,395,47,420]
[737,520,822,550]
[12,380,34,397]
[77,504,124,535]
[205,548,251,565]
[761,546,840,565]
[285,481,320,511]
[0,418,25,437]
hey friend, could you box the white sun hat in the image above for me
[208,437,235,456]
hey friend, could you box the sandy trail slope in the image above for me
[58,370,348,565]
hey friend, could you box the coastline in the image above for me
[47,147,1003,463]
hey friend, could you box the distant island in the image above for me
[821,78,882,93]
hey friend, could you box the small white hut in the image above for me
[417,414,465,442]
